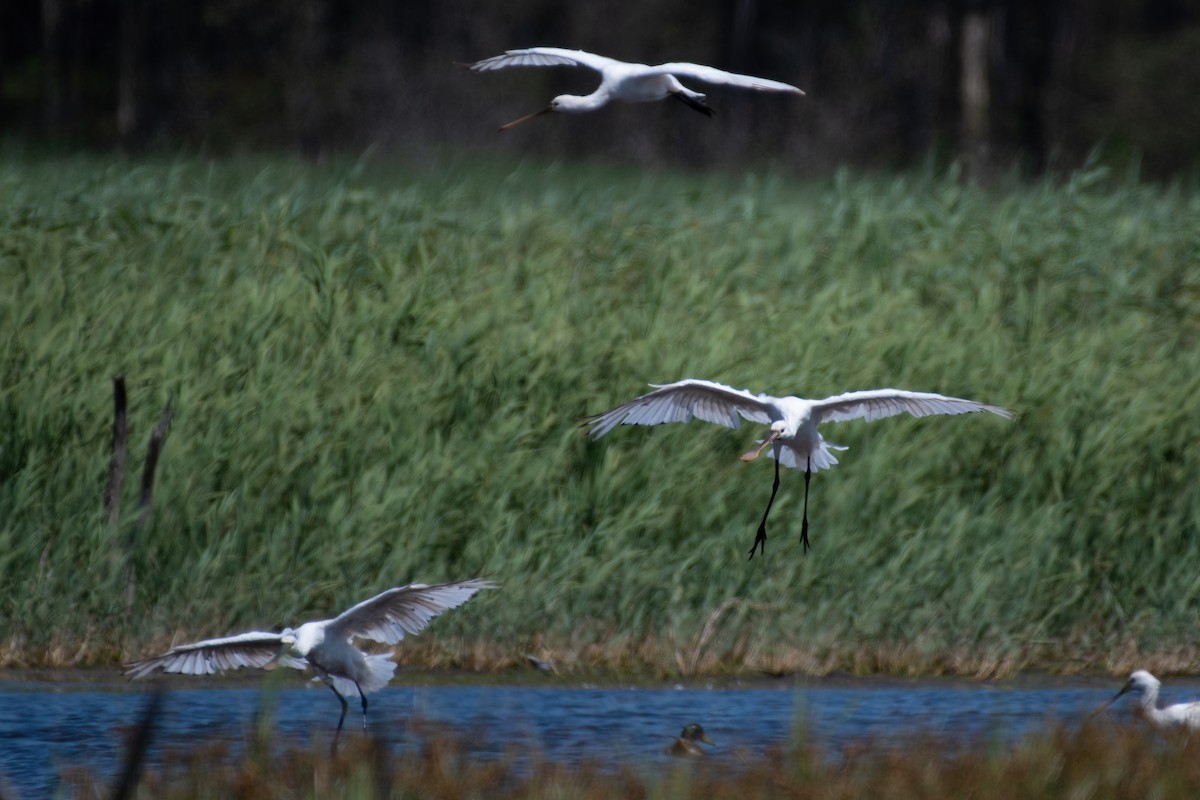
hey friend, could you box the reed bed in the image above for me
[1,154,1198,675]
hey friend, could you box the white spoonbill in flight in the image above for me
[467,47,804,130]
[584,379,1011,559]
[1093,670,1200,730]
[124,579,495,739]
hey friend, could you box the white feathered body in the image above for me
[293,621,397,697]
[469,47,803,114]
[124,578,496,706]
[596,66,703,106]
[584,379,1010,473]
[762,396,846,472]
[1119,670,1200,731]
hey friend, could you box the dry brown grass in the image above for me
[59,718,1200,800]
[6,631,1200,680]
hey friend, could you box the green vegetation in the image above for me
[65,718,1200,799]
[1,155,1198,674]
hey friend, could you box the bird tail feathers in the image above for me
[360,653,398,694]
[329,654,397,697]
[768,438,847,472]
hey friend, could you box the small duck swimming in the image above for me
[666,723,715,757]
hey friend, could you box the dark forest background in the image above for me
[3,0,1199,176]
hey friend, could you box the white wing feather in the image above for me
[123,631,292,680]
[469,48,622,74]
[649,63,804,94]
[584,379,777,439]
[813,389,1012,425]
[327,579,496,645]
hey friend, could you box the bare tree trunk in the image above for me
[1043,0,1079,171]
[41,0,64,135]
[960,4,991,175]
[288,0,326,159]
[724,0,757,158]
[117,0,146,148]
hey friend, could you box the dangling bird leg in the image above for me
[356,681,369,732]
[670,91,715,118]
[329,684,349,753]
[800,455,812,553]
[748,453,781,560]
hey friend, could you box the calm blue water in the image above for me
[1,672,1191,797]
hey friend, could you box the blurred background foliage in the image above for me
[2,0,1200,176]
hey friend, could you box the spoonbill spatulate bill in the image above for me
[467,47,805,130]
[124,579,496,740]
[1094,670,1200,730]
[584,379,1012,559]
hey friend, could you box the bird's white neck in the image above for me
[293,622,325,655]
[553,89,610,113]
[1133,685,1167,723]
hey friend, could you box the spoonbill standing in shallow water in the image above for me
[467,48,804,130]
[1094,670,1200,730]
[125,579,495,740]
[584,379,1011,559]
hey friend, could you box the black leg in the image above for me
[329,683,349,753]
[800,456,812,553]
[356,681,368,732]
[670,91,715,118]
[748,454,781,560]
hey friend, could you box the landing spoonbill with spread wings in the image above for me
[467,48,804,130]
[584,379,1011,559]
[1093,670,1200,730]
[124,579,495,740]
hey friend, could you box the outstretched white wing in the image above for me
[123,631,296,680]
[327,579,496,645]
[650,63,804,94]
[813,389,1012,426]
[469,48,622,74]
[584,379,777,439]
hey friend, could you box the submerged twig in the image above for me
[370,723,393,800]
[108,686,165,800]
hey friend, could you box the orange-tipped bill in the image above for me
[740,431,781,462]
[499,106,553,131]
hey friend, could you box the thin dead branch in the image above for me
[104,375,128,526]
[108,686,165,800]
[136,394,173,529]
[125,393,173,612]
